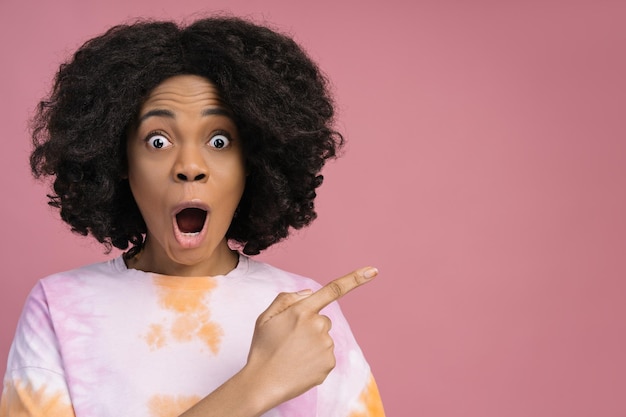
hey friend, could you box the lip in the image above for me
[171,200,210,249]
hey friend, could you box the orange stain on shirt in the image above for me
[197,321,223,355]
[0,379,75,417]
[144,324,166,350]
[348,374,386,417]
[147,394,201,417]
[171,315,196,343]
[155,279,216,313]
[144,277,222,353]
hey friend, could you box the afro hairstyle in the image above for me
[30,16,343,256]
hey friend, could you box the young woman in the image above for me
[1,17,384,417]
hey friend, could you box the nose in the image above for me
[173,146,208,182]
[177,172,206,181]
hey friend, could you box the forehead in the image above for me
[140,75,229,113]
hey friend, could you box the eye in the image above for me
[146,133,172,149]
[208,133,231,149]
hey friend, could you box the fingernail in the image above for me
[296,289,313,296]
[363,267,378,279]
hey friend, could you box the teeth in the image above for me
[181,232,201,237]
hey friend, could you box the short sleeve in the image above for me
[0,282,75,417]
[343,374,385,417]
[316,302,386,417]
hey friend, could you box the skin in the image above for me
[126,75,245,277]
[125,75,379,416]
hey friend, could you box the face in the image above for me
[126,75,246,276]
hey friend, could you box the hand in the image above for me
[243,266,379,409]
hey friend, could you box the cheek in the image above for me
[127,166,163,213]
[215,158,246,198]
[229,169,247,204]
[128,155,165,190]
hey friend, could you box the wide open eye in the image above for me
[208,134,230,149]
[147,133,172,149]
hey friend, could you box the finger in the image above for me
[257,290,313,325]
[299,267,378,313]
[320,315,332,332]
[310,314,333,333]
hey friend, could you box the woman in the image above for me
[1,16,384,417]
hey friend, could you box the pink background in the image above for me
[1,1,625,416]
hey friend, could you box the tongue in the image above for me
[176,208,207,233]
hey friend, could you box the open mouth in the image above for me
[175,208,208,234]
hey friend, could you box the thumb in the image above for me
[256,289,313,325]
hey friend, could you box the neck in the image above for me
[125,240,239,277]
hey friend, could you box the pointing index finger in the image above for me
[301,267,379,313]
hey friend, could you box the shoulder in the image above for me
[237,256,324,292]
[240,256,354,335]
[39,256,126,285]
[35,256,137,298]
[17,256,126,322]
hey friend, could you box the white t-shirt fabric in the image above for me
[1,255,384,417]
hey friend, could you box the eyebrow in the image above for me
[138,107,233,123]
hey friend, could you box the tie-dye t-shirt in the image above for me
[1,255,384,417]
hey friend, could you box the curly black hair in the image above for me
[30,16,343,256]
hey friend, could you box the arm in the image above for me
[179,267,380,417]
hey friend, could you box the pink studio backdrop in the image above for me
[1,1,625,416]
